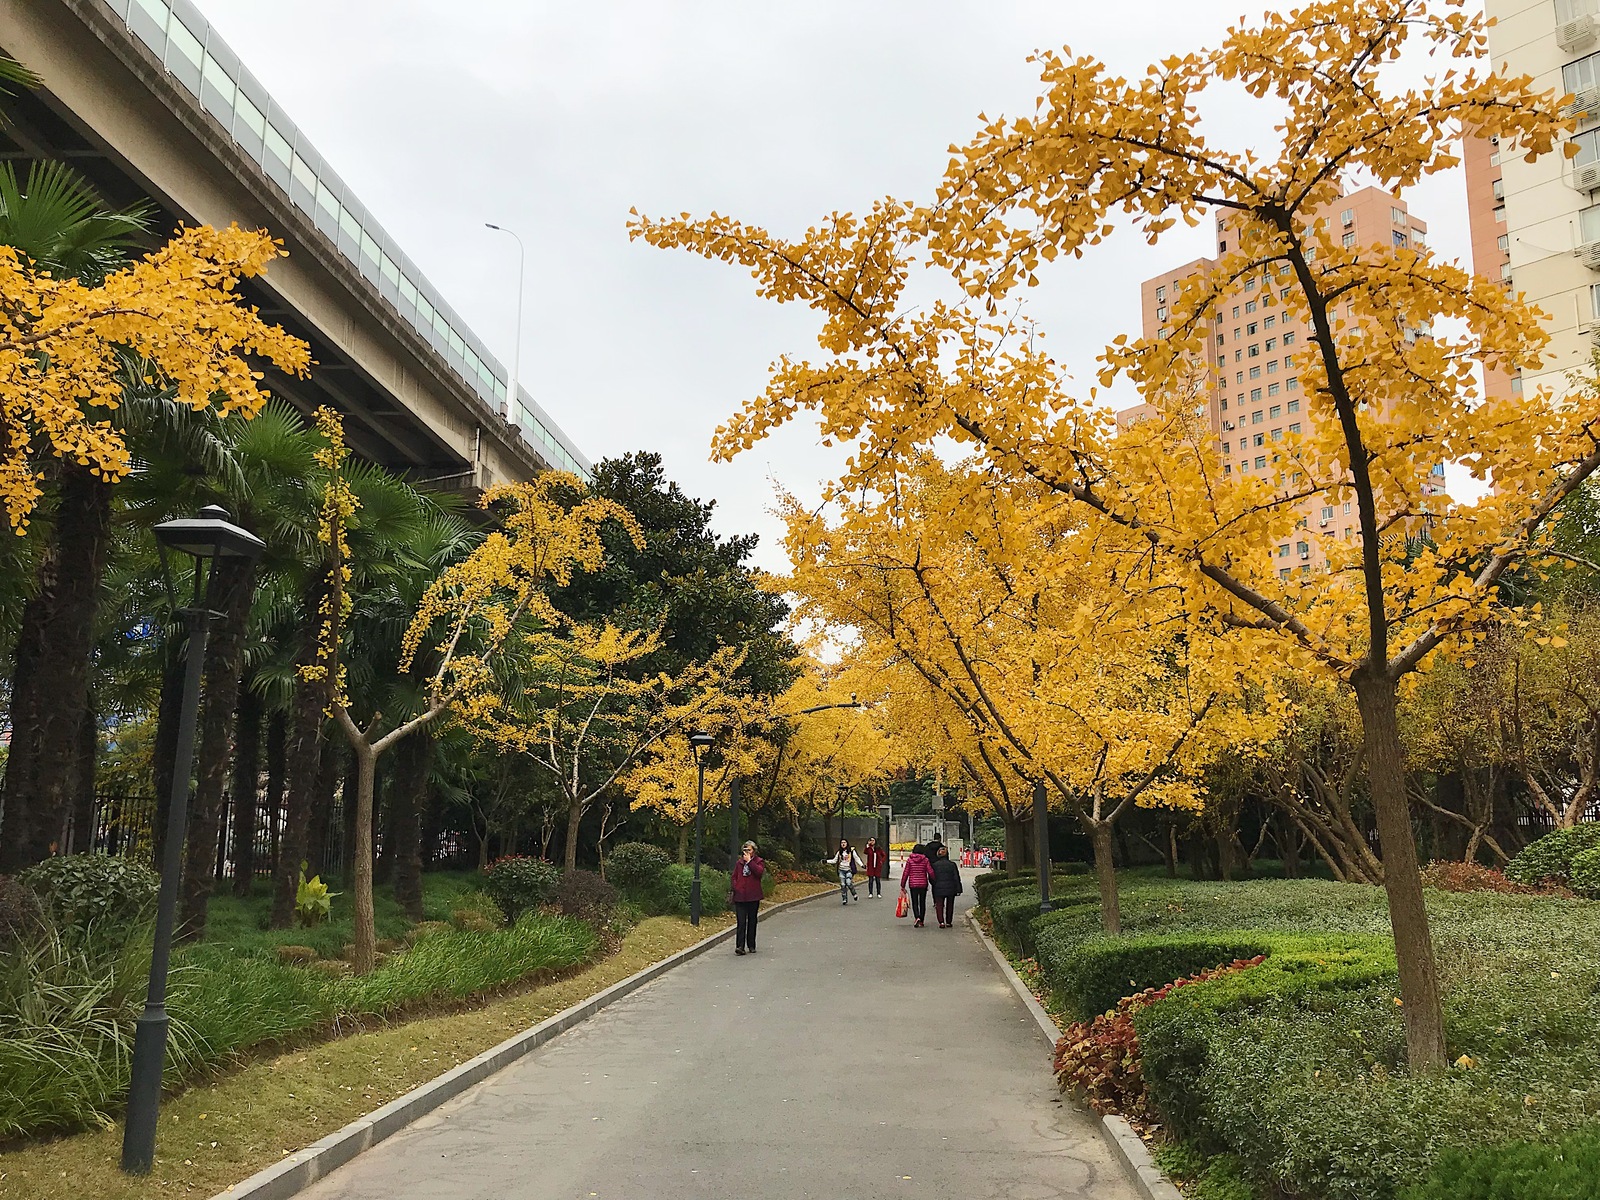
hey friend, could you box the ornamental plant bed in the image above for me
[1052,955,1266,1127]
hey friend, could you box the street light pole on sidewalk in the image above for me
[123,507,265,1175]
[688,730,714,925]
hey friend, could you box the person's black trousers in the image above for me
[735,900,760,950]
[909,885,928,922]
[867,872,882,896]
[934,895,955,926]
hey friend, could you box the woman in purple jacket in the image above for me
[731,840,765,955]
[899,843,933,927]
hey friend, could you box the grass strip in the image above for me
[0,884,827,1200]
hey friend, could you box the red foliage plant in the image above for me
[1418,860,1564,896]
[1052,956,1266,1122]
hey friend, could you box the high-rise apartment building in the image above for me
[1124,188,1445,578]
[1463,133,1517,402]
[1484,0,1600,399]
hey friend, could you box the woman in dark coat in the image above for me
[929,845,964,928]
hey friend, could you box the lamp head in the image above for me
[153,505,265,563]
[688,730,715,752]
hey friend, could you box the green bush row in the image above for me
[0,909,598,1140]
[1504,822,1600,888]
[1403,1123,1600,1200]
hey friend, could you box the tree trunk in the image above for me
[389,727,432,921]
[1279,814,1301,879]
[179,556,255,942]
[262,707,286,888]
[349,737,378,974]
[372,755,392,886]
[271,682,325,927]
[149,640,185,869]
[1003,812,1027,876]
[1087,818,1120,934]
[1165,822,1179,878]
[0,469,113,870]
[564,792,583,871]
[230,684,263,896]
[1353,670,1447,1072]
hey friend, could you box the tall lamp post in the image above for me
[123,506,264,1175]
[687,729,714,926]
[484,222,525,422]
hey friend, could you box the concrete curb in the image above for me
[211,888,835,1200]
[964,910,1185,1200]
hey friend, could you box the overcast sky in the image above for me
[199,1,1478,572]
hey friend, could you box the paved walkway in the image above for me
[297,876,1137,1200]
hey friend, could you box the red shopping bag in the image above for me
[895,891,909,919]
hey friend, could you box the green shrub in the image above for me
[647,864,730,917]
[606,842,671,891]
[1504,823,1600,886]
[294,863,337,927]
[1403,1125,1600,1200]
[548,869,618,925]
[766,847,796,871]
[18,853,158,937]
[480,856,560,922]
[1569,845,1600,899]
[1048,933,1274,1017]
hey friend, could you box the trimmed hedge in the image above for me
[1403,1124,1600,1200]
[1050,933,1276,1018]
[1504,822,1600,887]
[17,854,158,938]
[1570,845,1600,899]
[606,842,671,891]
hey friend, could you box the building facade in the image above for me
[1486,0,1600,401]
[1124,189,1445,578]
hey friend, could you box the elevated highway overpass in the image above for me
[0,0,589,491]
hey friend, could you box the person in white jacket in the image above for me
[826,839,863,904]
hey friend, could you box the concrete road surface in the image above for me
[296,875,1137,1200]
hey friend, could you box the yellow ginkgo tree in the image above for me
[308,414,634,972]
[635,0,1589,1069]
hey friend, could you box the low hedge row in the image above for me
[978,873,1600,1200]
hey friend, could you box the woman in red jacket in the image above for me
[731,840,765,955]
[862,837,888,898]
[899,843,933,927]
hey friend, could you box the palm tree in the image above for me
[0,162,153,870]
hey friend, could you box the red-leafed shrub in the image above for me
[1419,860,1562,896]
[1052,955,1266,1121]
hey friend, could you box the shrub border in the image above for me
[207,888,834,1200]
[964,909,1183,1200]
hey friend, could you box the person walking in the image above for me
[826,838,863,904]
[899,842,933,927]
[731,840,765,955]
[924,833,946,863]
[930,844,964,928]
[862,836,888,897]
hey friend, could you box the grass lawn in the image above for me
[0,881,829,1200]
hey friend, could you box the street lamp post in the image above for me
[122,506,265,1175]
[484,222,525,422]
[687,730,714,926]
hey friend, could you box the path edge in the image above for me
[964,909,1184,1200]
[211,888,834,1200]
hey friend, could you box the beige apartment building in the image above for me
[1122,189,1446,579]
[1485,0,1600,399]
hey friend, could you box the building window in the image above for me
[1280,287,1292,300]
[1493,205,1506,223]
[1244,277,1256,291]
[1236,372,1244,384]
[1271,428,1284,442]
[1392,231,1408,247]
[1341,209,1354,227]
[1498,233,1509,252]
[1288,398,1300,412]
[1223,464,1231,474]
[1246,300,1258,314]
[1287,378,1299,392]
[1250,366,1262,380]
[1157,306,1167,321]
[1155,286,1166,302]
[1267,360,1279,374]
[1220,397,1229,410]
[1247,321,1258,336]
[1512,375,1524,394]
[1391,206,1406,225]
[1501,262,1514,281]
[1282,330,1296,345]
[1240,438,1249,451]
[1219,240,1227,252]
[1269,404,1282,418]
[1342,231,1357,248]
[1289,421,1301,434]
[1268,382,1281,396]
[1278,544,1290,557]
[1236,394,1245,405]
[1564,49,1600,96]
[1300,563,1311,576]
[1264,315,1276,329]
[1252,409,1264,424]
[1249,344,1260,358]
[1297,540,1310,557]
[1254,433,1266,447]
[1280,567,1292,580]
[1285,355,1295,368]
[1492,178,1505,203]
[1235,349,1243,362]
[1217,333,1225,345]
[1232,305,1240,318]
